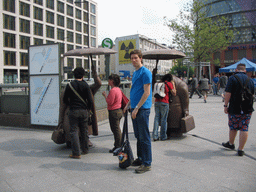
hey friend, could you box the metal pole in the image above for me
[105,54,110,79]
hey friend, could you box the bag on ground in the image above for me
[51,123,66,144]
[153,82,166,99]
[113,111,134,169]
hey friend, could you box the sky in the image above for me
[95,0,190,46]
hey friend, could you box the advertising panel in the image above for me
[30,75,60,126]
[29,44,60,126]
[29,44,59,75]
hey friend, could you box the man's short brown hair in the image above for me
[130,49,142,59]
[237,63,246,71]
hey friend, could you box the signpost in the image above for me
[102,38,113,49]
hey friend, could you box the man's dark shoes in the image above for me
[222,141,235,150]
[135,165,151,174]
[238,150,244,156]
[131,158,142,166]
[69,154,81,159]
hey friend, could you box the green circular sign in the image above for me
[102,38,113,49]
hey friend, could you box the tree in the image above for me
[170,59,194,77]
[164,0,234,64]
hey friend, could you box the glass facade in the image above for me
[200,0,256,67]
[202,0,256,44]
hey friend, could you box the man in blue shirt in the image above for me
[212,73,219,95]
[124,49,152,173]
[222,64,254,156]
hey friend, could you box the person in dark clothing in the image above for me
[63,67,94,159]
[218,73,228,102]
[189,75,202,99]
[222,64,254,156]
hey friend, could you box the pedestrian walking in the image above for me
[189,75,202,99]
[218,73,228,102]
[124,49,152,174]
[197,75,211,103]
[222,64,254,156]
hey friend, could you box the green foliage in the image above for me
[213,58,220,66]
[170,59,194,77]
[164,0,234,63]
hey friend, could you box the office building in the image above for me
[114,34,174,77]
[0,0,98,83]
[200,0,256,73]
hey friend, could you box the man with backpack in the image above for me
[222,64,254,156]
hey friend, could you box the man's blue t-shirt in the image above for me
[130,66,152,109]
[213,77,219,84]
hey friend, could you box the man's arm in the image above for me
[131,83,151,119]
[224,92,231,114]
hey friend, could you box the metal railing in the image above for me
[0,81,131,114]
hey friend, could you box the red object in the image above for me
[121,92,129,109]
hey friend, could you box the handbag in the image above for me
[180,115,195,133]
[51,122,66,144]
[121,91,129,110]
[68,82,93,125]
[113,111,134,169]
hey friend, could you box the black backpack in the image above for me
[234,75,254,114]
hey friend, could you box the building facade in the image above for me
[114,34,174,77]
[98,34,174,80]
[0,0,98,84]
[201,0,256,74]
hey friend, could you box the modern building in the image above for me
[98,34,174,80]
[0,0,98,84]
[201,0,256,74]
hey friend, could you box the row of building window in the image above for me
[4,14,96,35]
[3,0,95,15]
[214,49,256,63]
[3,32,96,49]
[3,50,94,69]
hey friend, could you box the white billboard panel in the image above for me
[29,44,60,126]
[29,44,59,75]
[30,75,59,126]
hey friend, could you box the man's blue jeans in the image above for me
[153,102,169,140]
[131,108,152,166]
[212,84,218,95]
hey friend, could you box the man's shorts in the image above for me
[228,113,252,132]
